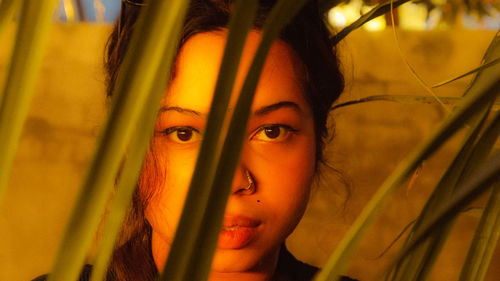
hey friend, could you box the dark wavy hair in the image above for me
[104,1,344,280]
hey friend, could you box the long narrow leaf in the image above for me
[330,0,410,46]
[459,182,500,281]
[390,151,500,268]
[47,1,190,280]
[330,95,500,112]
[0,0,20,103]
[453,113,500,281]
[390,107,491,281]
[89,11,186,281]
[314,69,500,281]
[389,1,449,113]
[159,1,259,280]
[432,57,500,88]
[0,0,20,45]
[405,104,500,281]
[456,111,500,281]
[375,205,484,262]
[475,184,500,281]
[183,1,309,280]
[0,0,58,205]
[389,30,500,281]
[461,32,500,99]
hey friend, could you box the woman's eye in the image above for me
[251,125,296,142]
[164,127,200,144]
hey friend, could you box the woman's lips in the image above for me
[217,215,261,249]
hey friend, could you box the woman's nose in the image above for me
[231,167,256,195]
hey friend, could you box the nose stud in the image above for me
[240,170,256,194]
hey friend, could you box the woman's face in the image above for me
[145,30,317,275]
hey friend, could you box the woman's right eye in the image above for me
[163,126,201,144]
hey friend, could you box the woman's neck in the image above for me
[208,249,280,281]
[208,271,273,281]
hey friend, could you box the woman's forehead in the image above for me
[162,29,308,115]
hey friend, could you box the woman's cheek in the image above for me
[146,140,200,242]
[252,134,316,186]
[255,135,315,231]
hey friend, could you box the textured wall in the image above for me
[0,24,498,281]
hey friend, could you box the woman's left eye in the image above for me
[251,125,297,142]
[163,126,201,144]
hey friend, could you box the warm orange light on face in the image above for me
[144,30,317,279]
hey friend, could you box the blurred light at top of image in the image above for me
[399,2,429,30]
[361,5,386,32]
[327,0,386,32]
[53,0,500,30]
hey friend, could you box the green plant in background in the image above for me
[0,1,499,281]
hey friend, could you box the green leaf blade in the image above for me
[388,30,500,281]
[315,54,500,281]
[330,95,472,112]
[88,10,185,281]
[475,185,500,281]
[0,0,20,46]
[330,0,410,46]
[0,0,58,205]
[47,1,190,280]
[391,150,500,269]
[432,58,500,88]
[180,1,310,280]
[390,107,491,281]
[159,1,260,280]
[459,182,500,281]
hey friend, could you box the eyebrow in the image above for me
[253,101,302,116]
[160,101,301,118]
[159,106,203,117]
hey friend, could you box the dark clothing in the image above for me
[32,247,358,281]
[273,246,358,281]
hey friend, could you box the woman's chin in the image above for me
[210,244,280,275]
[211,248,260,273]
